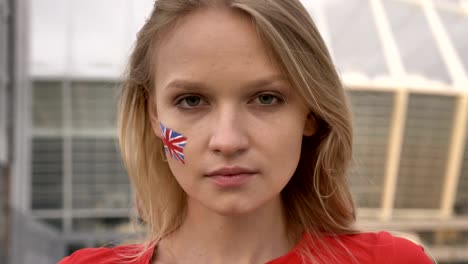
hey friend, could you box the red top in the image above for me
[58,231,433,264]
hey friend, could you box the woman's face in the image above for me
[150,8,315,215]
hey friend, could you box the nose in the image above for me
[208,107,249,157]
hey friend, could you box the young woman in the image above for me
[59,0,434,263]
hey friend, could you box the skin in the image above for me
[149,7,315,264]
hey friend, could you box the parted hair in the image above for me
[117,0,357,262]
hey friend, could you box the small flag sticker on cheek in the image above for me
[159,123,187,165]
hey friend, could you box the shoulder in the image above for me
[298,231,433,263]
[377,231,434,263]
[341,231,434,264]
[57,247,116,264]
[57,244,154,264]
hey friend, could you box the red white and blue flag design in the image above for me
[159,123,187,164]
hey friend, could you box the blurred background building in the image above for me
[1,0,468,263]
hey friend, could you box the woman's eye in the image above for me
[176,95,206,108]
[255,94,283,105]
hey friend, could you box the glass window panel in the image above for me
[40,218,63,232]
[71,82,117,129]
[300,2,333,56]
[32,138,63,209]
[70,0,128,77]
[455,135,468,215]
[30,0,68,76]
[383,0,452,84]
[33,81,63,129]
[396,94,455,209]
[348,91,394,208]
[72,217,130,232]
[418,230,468,247]
[437,8,468,75]
[72,138,130,209]
[325,0,388,77]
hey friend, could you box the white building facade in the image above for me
[7,0,468,263]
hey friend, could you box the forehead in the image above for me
[154,7,283,89]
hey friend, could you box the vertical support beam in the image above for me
[463,0,468,15]
[441,95,468,218]
[381,90,408,220]
[0,2,9,263]
[11,0,30,215]
[0,0,8,165]
[421,0,466,86]
[63,80,73,233]
[369,0,408,220]
[370,0,406,77]
[420,0,468,218]
[62,0,74,234]
[10,0,31,264]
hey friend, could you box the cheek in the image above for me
[262,121,304,175]
[163,129,201,186]
[272,117,304,151]
[158,122,188,165]
[275,134,303,168]
[165,154,196,193]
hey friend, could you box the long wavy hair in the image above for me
[118,0,356,262]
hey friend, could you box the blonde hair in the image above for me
[118,0,357,262]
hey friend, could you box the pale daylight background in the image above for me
[1,0,468,263]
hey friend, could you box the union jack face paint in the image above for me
[159,123,187,164]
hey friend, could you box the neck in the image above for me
[157,196,295,264]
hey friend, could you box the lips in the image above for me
[205,166,258,177]
[205,166,258,187]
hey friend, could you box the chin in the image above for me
[204,197,268,217]
[214,206,256,216]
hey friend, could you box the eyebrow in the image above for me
[164,75,288,91]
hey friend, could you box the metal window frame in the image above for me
[10,1,33,264]
[419,0,468,219]
[11,0,30,216]
[31,77,128,231]
[369,0,408,220]
[28,0,133,234]
[366,0,468,221]
[0,0,8,165]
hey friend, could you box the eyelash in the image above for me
[252,93,285,105]
[174,94,208,109]
[174,92,285,109]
